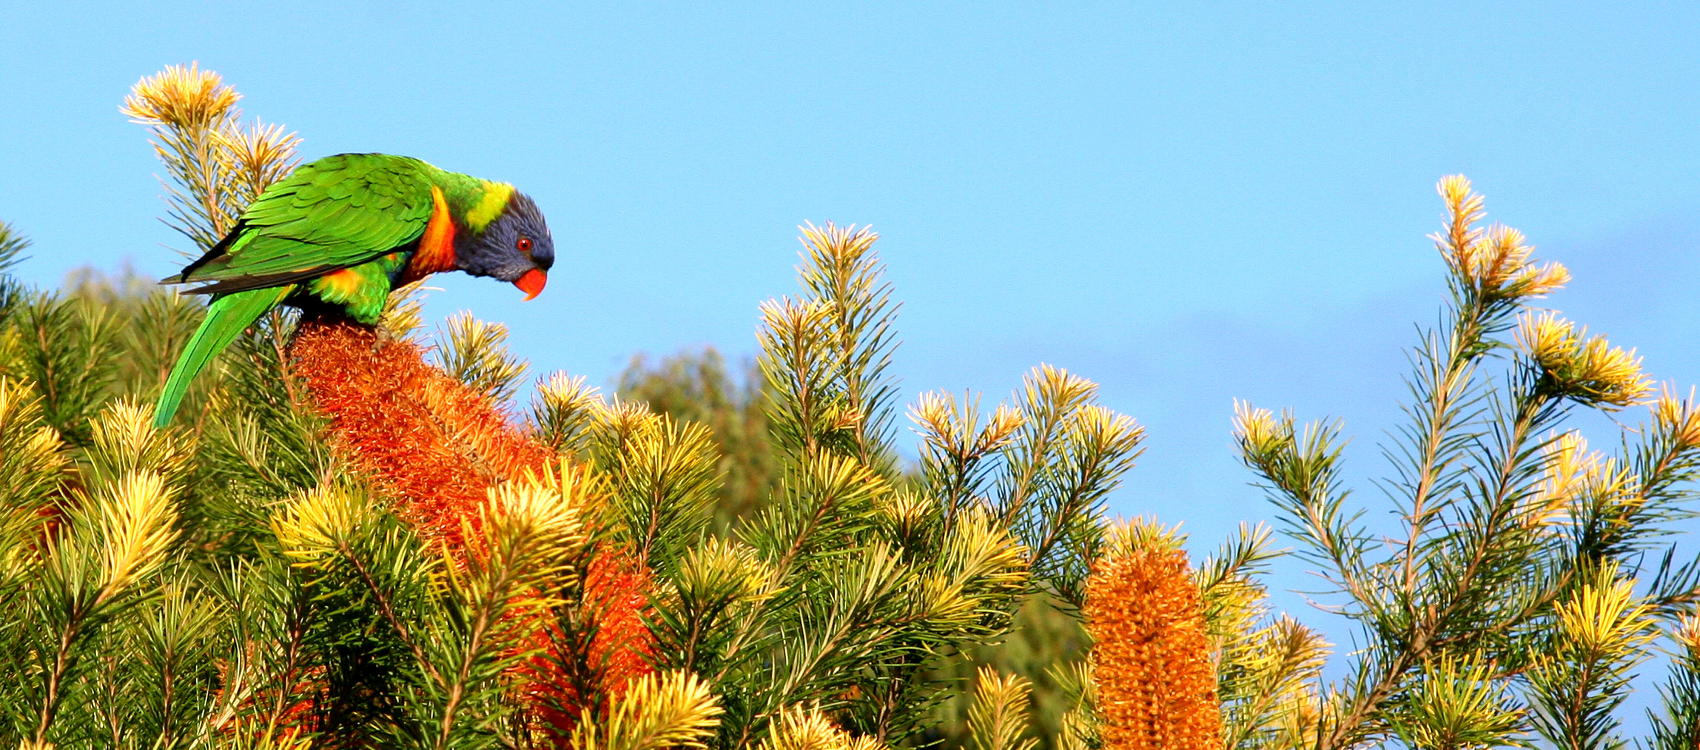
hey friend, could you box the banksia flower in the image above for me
[583,551,659,695]
[523,548,661,743]
[293,319,665,744]
[1085,544,1222,750]
[290,318,554,546]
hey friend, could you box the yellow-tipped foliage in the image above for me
[216,117,304,206]
[594,407,721,568]
[758,704,870,750]
[1388,654,1525,750]
[94,470,179,600]
[1100,516,1185,560]
[1085,539,1222,750]
[270,482,375,563]
[1050,661,1101,750]
[1537,432,1598,515]
[1230,401,1285,465]
[757,296,855,452]
[531,372,606,455]
[911,508,1030,635]
[121,63,241,131]
[967,667,1039,750]
[1653,386,1700,451]
[123,62,300,250]
[792,222,895,463]
[910,390,1025,465]
[0,377,65,520]
[570,670,722,750]
[1526,569,1657,748]
[480,477,590,574]
[434,311,530,403]
[1222,618,1329,747]
[1552,575,1656,656]
[1517,311,1652,408]
[83,401,194,497]
[519,457,611,528]
[1432,175,1568,303]
[672,536,778,607]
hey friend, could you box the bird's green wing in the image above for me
[171,154,437,294]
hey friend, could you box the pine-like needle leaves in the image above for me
[1233,176,1700,750]
[122,63,301,253]
[966,667,1038,750]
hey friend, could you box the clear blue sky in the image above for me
[4,0,1699,717]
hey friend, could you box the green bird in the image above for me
[152,153,554,428]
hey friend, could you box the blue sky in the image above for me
[4,0,1700,718]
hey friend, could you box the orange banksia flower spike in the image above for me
[290,318,553,545]
[1086,546,1223,750]
[521,548,660,743]
[582,550,658,696]
[291,318,659,746]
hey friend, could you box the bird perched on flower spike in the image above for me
[152,153,554,427]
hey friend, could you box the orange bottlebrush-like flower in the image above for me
[523,549,659,744]
[1086,548,1223,750]
[292,318,659,747]
[291,318,554,545]
[583,550,658,695]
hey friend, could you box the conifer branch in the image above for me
[1236,176,1666,750]
[967,667,1038,750]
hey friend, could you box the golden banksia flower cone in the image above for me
[1086,547,1223,750]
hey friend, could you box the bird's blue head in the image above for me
[455,190,553,300]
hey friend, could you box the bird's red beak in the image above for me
[514,269,547,301]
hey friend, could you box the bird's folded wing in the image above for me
[170,154,435,294]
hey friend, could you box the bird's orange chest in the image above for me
[401,186,457,284]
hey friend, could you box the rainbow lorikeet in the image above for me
[152,153,554,428]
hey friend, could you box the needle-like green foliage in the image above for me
[1233,176,1700,750]
[1650,616,1700,750]
[965,668,1037,750]
[0,221,28,331]
[1525,565,1656,750]
[435,311,530,404]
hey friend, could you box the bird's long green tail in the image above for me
[153,286,293,428]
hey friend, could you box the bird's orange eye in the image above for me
[517,237,534,254]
